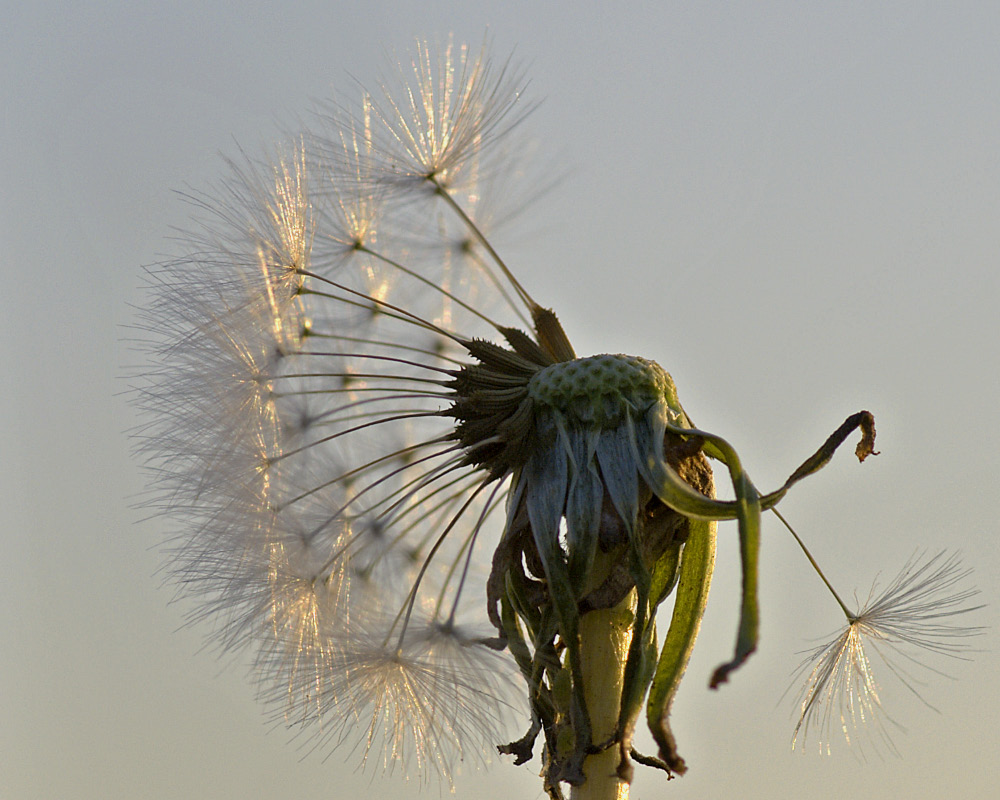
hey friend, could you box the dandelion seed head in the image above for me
[132,33,980,795]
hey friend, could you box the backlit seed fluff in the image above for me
[134,39,538,785]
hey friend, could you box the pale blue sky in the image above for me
[3,2,998,798]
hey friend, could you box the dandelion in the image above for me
[132,36,982,800]
[787,546,984,756]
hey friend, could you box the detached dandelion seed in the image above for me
[789,549,984,756]
[132,36,983,800]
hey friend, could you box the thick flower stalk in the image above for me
[132,37,982,800]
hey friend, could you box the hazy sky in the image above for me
[3,2,998,798]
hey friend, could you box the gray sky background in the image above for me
[3,2,997,798]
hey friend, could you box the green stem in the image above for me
[572,561,635,800]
